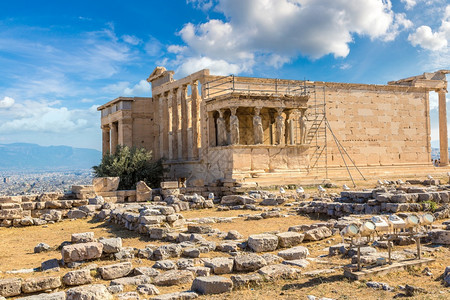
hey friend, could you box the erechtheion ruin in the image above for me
[98,67,449,186]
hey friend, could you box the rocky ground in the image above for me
[1,179,450,300]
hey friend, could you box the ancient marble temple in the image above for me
[98,67,449,186]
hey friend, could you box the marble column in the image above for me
[110,122,118,154]
[439,88,449,166]
[102,125,110,155]
[181,85,189,160]
[172,88,179,160]
[118,118,133,148]
[299,109,307,144]
[216,109,227,146]
[167,91,174,160]
[191,81,200,158]
[275,108,285,145]
[253,107,264,144]
[230,107,239,145]
[285,110,295,145]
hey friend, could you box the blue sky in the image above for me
[0,0,449,150]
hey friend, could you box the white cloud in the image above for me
[174,0,409,75]
[408,25,448,50]
[0,96,15,108]
[401,0,417,10]
[177,56,243,76]
[122,34,142,45]
[408,4,450,51]
[144,36,163,57]
[102,81,130,94]
[167,45,188,54]
[0,100,96,133]
[187,0,214,11]
[123,80,151,96]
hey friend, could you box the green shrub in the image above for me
[92,145,163,190]
[422,200,438,212]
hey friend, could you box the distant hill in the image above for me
[0,143,102,171]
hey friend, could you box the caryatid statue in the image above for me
[230,107,239,145]
[216,110,227,146]
[299,109,307,144]
[275,108,285,145]
[253,107,264,144]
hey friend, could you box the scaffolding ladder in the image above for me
[306,85,328,177]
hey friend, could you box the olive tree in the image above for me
[93,145,163,190]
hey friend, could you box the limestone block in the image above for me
[187,224,213,234]
[231,274,262,289]
[276,232,305,248]
[204,257,234,275]
[133,267,160,278]
[0,278,22,297]
[153,270,194,286]
[303,227,332,241]
[98,262,133,280]
[430,230,450,245]
[221,195,256,205]
[16,292,66,300]
[110,275,151,287]
[0,208,23,219]
[139,215,165,225]
[247,234,278,252]
[21,276,61,294]
[282,259,309,268]
[257,264,300,280]
[71,232,95,243]
[93,177,120,193]
[136,284,160,296]
[66,284,112,300]
[233,253,267,272]
[278,246,309,260]
[62,269,93,286]
[99,237,122,254]
[160,181,179,189]
[67,209,88,219]
[150,291,198,300]
[191,276,233,295]
[61,242,103,263]
[186,266,211,277]
[153,260,176,270]
[136,181,152,202]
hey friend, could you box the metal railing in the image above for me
[205,75,312,99]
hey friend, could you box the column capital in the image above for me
[276,107,284,116]
[230,107,238,115]
[254,107,261,116]
[101,124,110,130]
[191,80,199,87]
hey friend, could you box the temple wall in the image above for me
[321,84,430,167]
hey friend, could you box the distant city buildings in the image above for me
[0,170,93,196]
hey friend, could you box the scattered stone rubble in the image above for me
[296,185,450,219]
[2,179,450,299]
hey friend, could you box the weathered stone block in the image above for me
[247,234,278,252]
[61,242,103,263]
[276,232,305,248]
[98,262,133,280]
[66,284,112,300]
[278,246,309,260]
[0,278,22,297]
[191,276,233,295]
[204,257,234,275]
[71,232,95,244]
[153,270,194,286]
[21,276,61,294]
[62,269,93,286]
[233,253,267,272]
